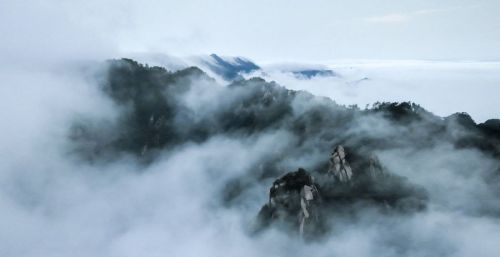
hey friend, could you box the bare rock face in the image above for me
[328,145,353,182]
[255,168,323,239]
[254,145,427,240]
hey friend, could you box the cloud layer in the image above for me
[1,1,499,256]
[253,60,500,122]
[2,57,499,257]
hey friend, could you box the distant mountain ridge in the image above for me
[131,53,339,81]
[201,54,260,80]
[290,69,337,79]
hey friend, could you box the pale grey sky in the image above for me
[1,0,500,64]
[1,0,499,121]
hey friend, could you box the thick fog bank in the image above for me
[1,59,499,257]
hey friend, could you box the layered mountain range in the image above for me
[70,58,500,239]
[132,53,339,82]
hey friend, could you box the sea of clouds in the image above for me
[1,1,500,256]
[1,56,500,257]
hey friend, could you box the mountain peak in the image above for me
[202,54,260,80]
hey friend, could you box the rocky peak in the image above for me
[254,145,427,240]
[327,145,353,182]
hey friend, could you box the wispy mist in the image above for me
[1,0,500,256]
[1,57,499,257]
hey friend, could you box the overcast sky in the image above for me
[1,0,499,121]
[2,0,500,64]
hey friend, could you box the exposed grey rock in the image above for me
[255,168,322,239]
[328,145,353,182]
[254,146,428,240]
[299,184,321,237]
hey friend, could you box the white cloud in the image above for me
[0,1,500,255]
[1,56,500,256]
[255,60,500,122]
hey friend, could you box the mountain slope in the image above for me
[69,58,500,238]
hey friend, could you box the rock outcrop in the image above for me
[327,145,353,183]
[254,145,427,240]
[255,168,323,240]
